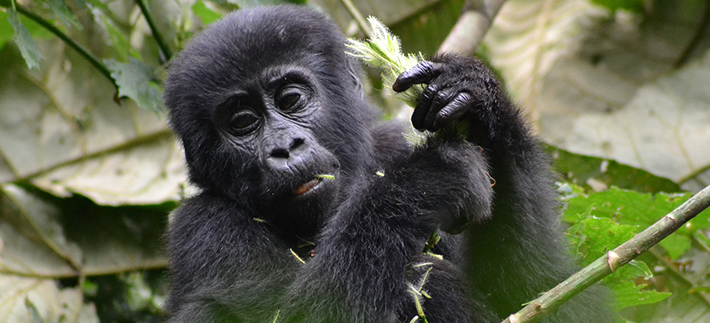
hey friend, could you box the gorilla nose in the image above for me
[266,138,307,170]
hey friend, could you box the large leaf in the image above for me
[0,184,167,278]
[0,275,99,323]
[0,42,189,206]
[0,183,165,321]
[484,0,710,191]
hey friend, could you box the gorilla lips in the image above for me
[293,178,321,196]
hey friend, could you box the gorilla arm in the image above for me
[279,139,494,323]
[393,55,613,321]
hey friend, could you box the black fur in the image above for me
[163,5,612,322]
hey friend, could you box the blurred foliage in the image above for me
[589,0,646,13]
[0,0,709,322]
[548,145,682,193]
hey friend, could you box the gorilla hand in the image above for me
[393,55,508,145]
[404,139,493,234]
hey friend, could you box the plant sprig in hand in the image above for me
[345,17,425,107]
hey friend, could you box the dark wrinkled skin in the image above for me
[163,5,614,323]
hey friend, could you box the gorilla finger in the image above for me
[434,92,472,129]
[424,90,452,131]
[411,83,438,131]
[392,61,443,92]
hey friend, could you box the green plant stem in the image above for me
[135,0,173,61]
[502,184,710,323]
[12,5,117,89]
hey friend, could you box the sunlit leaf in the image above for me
[192,0,223,25]
[485,0,710,191]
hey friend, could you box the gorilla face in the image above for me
[165,7,376,238]
[212,64,342,236]
[212,66,339,197]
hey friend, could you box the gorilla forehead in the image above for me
[169,5,348,91]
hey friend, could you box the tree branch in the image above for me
[339,0,372,37]
[438,0,507,56]
[502,185,710,323]
[10,4,117,89]
[134,0,173,61]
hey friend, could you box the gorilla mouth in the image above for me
[293,178,322,196]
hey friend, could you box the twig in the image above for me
[134,0,173,61]
[502,185,710,323]
[339,0,372,37]
[438,0,507,55]
[11,4,117,89]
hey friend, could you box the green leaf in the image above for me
[99,16,130,61]
[563,188,710,259]
[228,0,300,8]
[0,11,13,49]
[390,0,465,56]
[565,207,671,310]
[588,0,645,13]
[567,215,637,265]
[564,188,698,228]
[47,0,82,29]
[659,234,692,260]
[105,58,163,113]
[71,0,110,12]
[7,9,43,69]
[192,0,222,25]
[613,281,671,310]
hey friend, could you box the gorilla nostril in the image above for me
[291,138,305,150]
[270,147,290,159]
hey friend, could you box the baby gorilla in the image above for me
[163,5,612,323]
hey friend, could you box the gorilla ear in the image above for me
[347,60,364,98]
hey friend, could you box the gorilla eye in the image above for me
[276,91,302,110]
[229,112,259,133]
